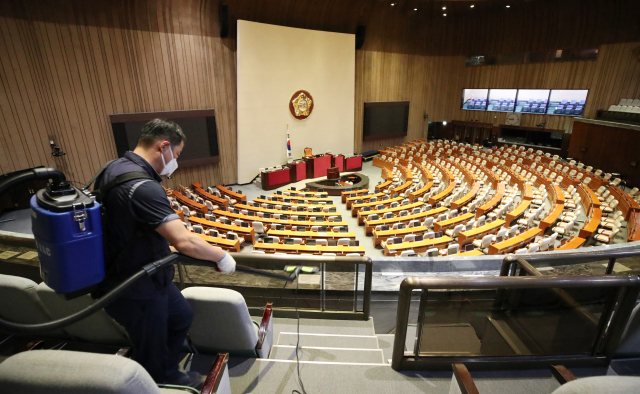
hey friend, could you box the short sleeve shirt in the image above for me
[95,151,180,299]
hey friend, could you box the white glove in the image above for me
[216,252,236,274]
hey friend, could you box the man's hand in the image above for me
[156,219,227,268]
[216,252,236,274]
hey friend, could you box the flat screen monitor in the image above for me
[284,238,294,245]
[276,225,285,231]
[328,239,337,247]
[319,226,328,232]
[547,90,588,116]
[461,89,489,111]
[110,109,220,168]
[363,101,410,140]
[515,89,551,114]
[306,239,317,246]
[487,89,517,112]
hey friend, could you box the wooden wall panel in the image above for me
[0,0,237,190]
[0,0,639,188]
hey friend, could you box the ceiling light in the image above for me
[442,6,446,10]
[414,8,417,11]
[391,3,395,5]
[506,5,510,7]
[443,13,447,16]
[470,4,475,8]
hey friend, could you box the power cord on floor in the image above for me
[292,278,308,394]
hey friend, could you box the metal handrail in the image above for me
[178,253,373,321]
[392,274,640,371]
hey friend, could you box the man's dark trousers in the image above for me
[105,283,194,382]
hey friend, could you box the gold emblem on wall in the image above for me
[289,90,314,120]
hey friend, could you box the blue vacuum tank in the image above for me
[30,182,104,295]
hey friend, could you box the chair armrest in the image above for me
[200,353,230,394]
[451,363,480,394]
[255,302,274,358]
[550,365,577,385]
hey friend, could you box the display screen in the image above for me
[363,101,409,140]
[515,90,550,114]
[547,90,588,116]
[110,109,220,168]
[461,89,489,111]
[487,89,517,112]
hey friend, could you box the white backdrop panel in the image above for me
[237,20,355,184]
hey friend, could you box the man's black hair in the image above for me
[137,119,186,148]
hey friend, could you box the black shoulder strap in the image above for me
[84,159,117,191]
[96,171,153,203]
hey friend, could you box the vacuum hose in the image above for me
[0,253,297,335]
[0,168,298,335]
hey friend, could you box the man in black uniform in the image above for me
[95,119,236,388]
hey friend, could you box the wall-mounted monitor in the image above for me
[487,89,517,112]
[363,101,409,141]
[547,90,587,116]
[515,89,550,114]
[110,109,220,168]
[461,89,489,111]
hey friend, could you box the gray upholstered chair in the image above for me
[182,287,273,358]
[36,282,131,346]
[0,274,68,339]
[0,349,231,394]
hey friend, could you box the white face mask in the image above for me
[160,146,178,176]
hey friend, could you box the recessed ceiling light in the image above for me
[442,6,446,10]
[414,8,417,11]
[470,4,475,8]
[391,3,395,5]
[506,5,510,7]
[443,13,447,16]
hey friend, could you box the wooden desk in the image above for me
[408,181,434,203]
[351,196,403,216]
[488,227,542,255]
[253,242,364,256]
[234,203,336,219]
[216,185,246,203]
[477,183,506,217]
[304,154,333,178]
[373,226,429,246]
[357,202,424,225]
[505,200,531,226]
[457,219,506,247]
[579,208,602,238]
[429,181,456,205]
[287,189,329,197]
[628,211,640,242]
[254,198,335,209]
[522,183,534,201]
[556,237,586,250]
[212,209,348,230]
[364,206,448,235]
[451,183,480,209]
[392,180,413,195]
[172,191,208,214]
[346,192,386,209]
[433,213,475,232]
[272,194,333,203]
[383,236,453,256]
[553,185,565,204]
[341,189,367,203]
[192,183,229,207]
[539,204,564,230]
[452,249,484,256]
[188,216,256,243]
[175,209,185,221]
[578,184,600,213]
[266,229,356,241]
[376,180,393,192]
[609,185,640,221]
[195,233,241,252]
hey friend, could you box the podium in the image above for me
[288,160,307,182]
[304,154,332,179]
[345,155,363,171]
[260,167,291,190]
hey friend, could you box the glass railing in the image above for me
[392,256,640,371]
[176,253,372,321]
